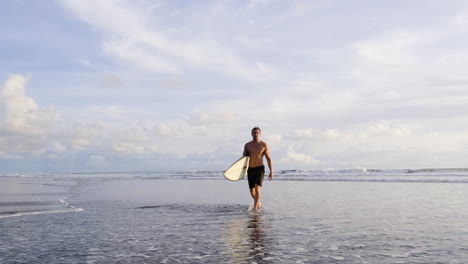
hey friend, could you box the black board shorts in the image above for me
[247,166,265,189]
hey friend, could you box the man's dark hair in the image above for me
[252,126,261,133]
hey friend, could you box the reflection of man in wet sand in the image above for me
[223,211,268,263]
[248,213,265,262]
[243,127,273,210]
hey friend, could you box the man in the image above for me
[243,126,273,210]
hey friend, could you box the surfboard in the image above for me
[224,156,250,181]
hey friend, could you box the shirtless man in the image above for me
[243,126,273,210]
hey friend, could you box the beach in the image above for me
[4,1,468,263]
[1,171,468,263]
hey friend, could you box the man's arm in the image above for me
[264,144,273,180]
[243,144,249,157]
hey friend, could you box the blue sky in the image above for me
[2,0,468,172]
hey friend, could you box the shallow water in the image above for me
[1,177,468,263]
[0,178,82,218]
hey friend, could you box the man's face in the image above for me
[251,129,261,140]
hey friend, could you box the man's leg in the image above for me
[250,187,256,199]
[253,184,261,210]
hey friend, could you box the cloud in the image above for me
[352,31,421,70]
[5,3,468,172]
[280,145,320,167]
[88,154,110,168]
[104,122,168,154]
[0,75,57,154]
[346,22,468,128]
[112,142,146,154]
[0,74,57,135]
[102,40,180,73]
[99,74,125,88]
[293,0,333,15]
[265,134,282,145]
[365,120,412,137]
[161,77,187,90]
[45,153,58,160]
[61,0,272,80]
[83,105,126,120]
[156,123,174,137]
[454,10,468,28]
[247,0,271,10]
[76,58,94,68]
[295,128,340,141]
[350,25,468,91]
[0,73,178,158]
[69,122,102,150]
[52,142,67,152]
[189,111,239,126]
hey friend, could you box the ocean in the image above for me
[1,169,468,263]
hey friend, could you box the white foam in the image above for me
[5,168,468,183]
[0,208,84,219]
[330,256,345,261]
[146,246,159,251]
[329,245,338,251]
[0,193,84,219]
[114,253,150,259]
[60,194,83,211]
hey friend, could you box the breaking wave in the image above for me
[3,168,468,183]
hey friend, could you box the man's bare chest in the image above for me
[247,143,264,155]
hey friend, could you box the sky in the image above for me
[1,0,468,173]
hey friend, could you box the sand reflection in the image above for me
[224,211,270,263]
[247,212,266,262]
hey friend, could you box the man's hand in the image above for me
[268,172,273,181]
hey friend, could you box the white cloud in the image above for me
[99,74,125,88]
[0,75,56,135]
[52,142,67,152]
[76,58,94,68]
[61,0,271,80]
[295,128,340,141]
[365,120,412,137]
[352,31,421,69]
[280,145,320,167]
[161,77,187,90]
[156,123,174,137]
[107,123,163,154]
[293,0,333,15]
[70,122,102,150]
[189,111,239,126]
[0,75,57,155]
[454,10,468,28]
[102,40,180,73]
[88,154,110,167]
[247,0,271,10]
[112,142,145,154]
[350,25,468,91]
[84,105,126,120]
[265,134,282,145]
[46,153,58,159]
[5,3,468,171]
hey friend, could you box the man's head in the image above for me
[251,126,261,141]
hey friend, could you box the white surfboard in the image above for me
[224,156,250,181]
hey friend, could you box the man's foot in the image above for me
[254,202,261,210]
